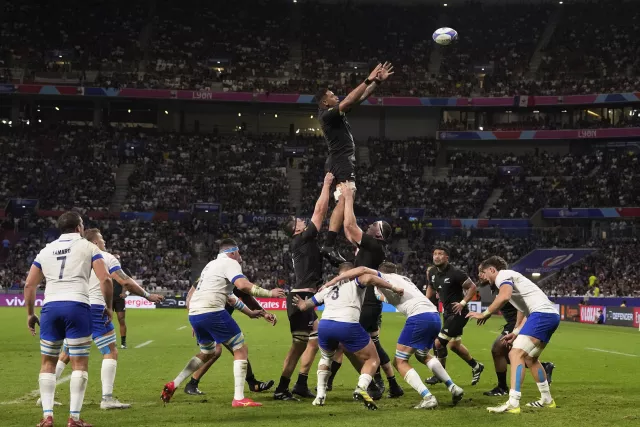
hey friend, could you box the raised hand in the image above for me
[270,288,286,298]
[377,62,394,81]
[367,63,383,81]
[323,172,335,188]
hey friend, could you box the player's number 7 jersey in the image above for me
[33,233,104,305]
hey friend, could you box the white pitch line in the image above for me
[0,374,71,405]
[585,347,638,357]
[135,340,154,349]
[177,326,187,330]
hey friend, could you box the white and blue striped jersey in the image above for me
[313,279,366,323]
[495,270,558,316]
[189,253,246,315]
[89,251,121,306]
[378,273,438,318]
[33,233,103,306]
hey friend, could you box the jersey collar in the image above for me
[58,233,81,241]
[217,253,231,260]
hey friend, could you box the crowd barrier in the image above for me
[3,295,636,328]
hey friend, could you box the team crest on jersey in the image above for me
[431,275,435,282]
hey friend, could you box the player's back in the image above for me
[189,257,238,315]
[497,270,557,316]
[316,280,366,323]
[318,106,355,159]
[35,233,101,305]
[379,273,438,317]
[88,251,121,306]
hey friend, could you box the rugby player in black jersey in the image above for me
[425,246,485,386]
[315,62,393,266]
[275,172,335,400]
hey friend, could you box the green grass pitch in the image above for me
[1,308,639,426]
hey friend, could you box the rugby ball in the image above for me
[432,27,458,46]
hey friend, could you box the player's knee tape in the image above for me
[512,335,542,358]
[309,331,318,341]
[292,331,310,344]
[319,348,335,369]
[67,343,91,357]
[40,339,63,357]
[372,337,391,366]
[434,345,448,360]
[415,349,428,364]
[224,333,245,351]
[94,333,116,355]
[394,349,411,361]
[199,341,217,354]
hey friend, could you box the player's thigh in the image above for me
[288,291,317,344]
[399,312,441,354]
[441,313,469,342]
[359,305,382,336]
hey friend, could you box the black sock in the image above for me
[245,360,256,384]
[121,336,126,345]
[296,372,309,388]
[189,377,200,387]
[326,231,338,247]
[275,376,290,393]
[387,375,399,387]
[497,371,507,390]
[467,358,478,369]
[328,361,341,382]
[374,368,382,383]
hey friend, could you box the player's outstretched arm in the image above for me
[112,269,164,303]
[234,277,286,299]
[24,264,44,335]
[321,266,376,290]
[292,294,318,312]
[341,184,363,245]
[339,64,382,112]
[228,295,263,319]
[355,62,394,105]
[467,283,512,325]
[310,172,334,231]
[356,274,404,296]
[452,278,478,315]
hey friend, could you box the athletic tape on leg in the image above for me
[40,339,63,357]
[94,333,116,355]
[292,331,310,344]
[224,333,245,351]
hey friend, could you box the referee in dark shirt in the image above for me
[332,183,403,398]
[314,62,393,266]
[275,172,334,400]
[425,246,485,386]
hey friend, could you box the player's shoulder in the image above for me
[496,269,518,284]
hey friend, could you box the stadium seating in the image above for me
[4,1,640,97]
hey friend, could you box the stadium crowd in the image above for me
[3,1,640,97]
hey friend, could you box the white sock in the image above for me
[101,359,118,399]
[316,369,330,398]
[69,371,88,421]
[233,360,248,400]
[403,368,431,399]
[508,389,521,407]
[173,357,204,388]
[39,373,56,418]
[426,358,455,391]
[536,380,552,403]
[55,361,67,381]
[357,373,373,391]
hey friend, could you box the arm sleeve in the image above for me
[311,287,331,306]
[107,254,122,274]
[495,270,513,288]
[89,243,103,262]
[33,250,43,269]
[300,222,319,242]
[223,259,246,285]
[454,268,470,285]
